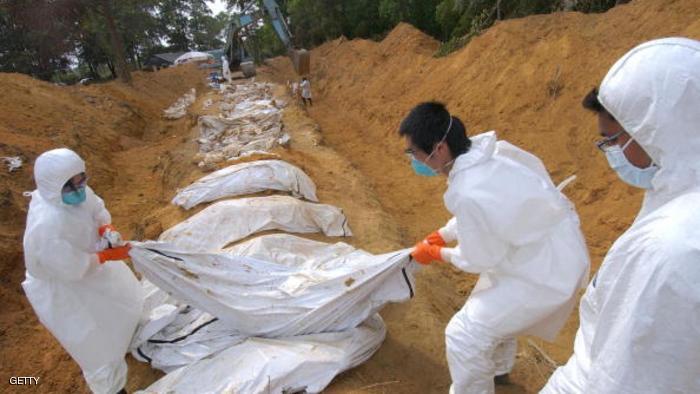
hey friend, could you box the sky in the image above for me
[207,0,229,15]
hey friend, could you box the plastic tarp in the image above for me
[129,235,415,337]
[158,195,352,251]
[195,82,288,166]
[220,82,275,113]
[1,156,22,172]
[171,160,318,210]
[174,51,213,65]
[136,314,386,394]
[129,235,416,392]
[132,304,240,372]
[163,88,196,120]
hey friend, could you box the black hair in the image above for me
[398,101,471,158]
[582,87,614,119]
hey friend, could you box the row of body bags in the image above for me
[195,82,289,167]
[129,159,417,393]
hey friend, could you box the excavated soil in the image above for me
[1,0,699,392]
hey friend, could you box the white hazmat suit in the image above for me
[541,38,700,394]
[438,131,590,394]
[22,148,143,394]
[221,56,232,83]
[301,79,311,99]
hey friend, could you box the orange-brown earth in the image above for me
[1,0,699,392]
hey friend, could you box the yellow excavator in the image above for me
[224,0,310,78]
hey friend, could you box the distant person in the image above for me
[221,56,232,84]
[22,148,144,394]
[300,77,312,106]
[541,37,700,394]
[400,102,589,394]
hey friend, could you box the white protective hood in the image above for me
[598,37,700,217]
[34,148,86,204]
[22,148,143,394]
[542,38,700,394]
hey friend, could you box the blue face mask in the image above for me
[62,187,87,205]
[411,157,438,176]
[409,115,453,177]
[604,139,658,189]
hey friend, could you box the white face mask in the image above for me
[604,138,659,189]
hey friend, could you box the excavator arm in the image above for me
[224,0,310,77]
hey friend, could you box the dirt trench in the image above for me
[1,0,700,392]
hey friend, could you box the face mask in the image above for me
[411,157,438,176]
[62,186,86,205]
[410,115,453,177]
[604,139,658,189]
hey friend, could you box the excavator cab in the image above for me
[224,0,310,78]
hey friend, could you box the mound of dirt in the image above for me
[260,0,700,391]
[2,0,699,392]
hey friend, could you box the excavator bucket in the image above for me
[240,61,256,78]
[291,49,310,76]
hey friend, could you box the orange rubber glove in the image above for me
[98,224,117,237]
[97,244,131,264]
[411,242,443,265]
[424,230,446,246]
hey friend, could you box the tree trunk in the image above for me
[106,59,116,79]
[88,62,98,79]
[134,50,142,70]
[100,0,131,84]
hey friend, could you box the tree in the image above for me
[100,0,131,83]
[0,0,81,80]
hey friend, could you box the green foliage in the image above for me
[1,0,622,81]
[0,0,80,80]
[435,6,493,57]
[573,0,620,13]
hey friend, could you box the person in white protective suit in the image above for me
[541,37,700,394]
[221,56,232,83]
[300,77,312,106]
[400,102,590,394]
[22,148,144,394]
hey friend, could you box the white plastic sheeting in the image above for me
[1,156,22,172]
[130,236,365,372]
[174,51,213,65]
[129,236,414,337]
[219,82,275,115]
[195,81,288,166]
[171,160,318,210]
[163,88,196,120]
[196,112,287,163]
[136,314,386,394]
[158,195,352,251]
[129,235,416,392]
[132,304,240,372]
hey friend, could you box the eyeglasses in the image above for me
[595,130,625,152]
[62,173,88,193]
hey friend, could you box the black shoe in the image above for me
[494,373,510,385]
